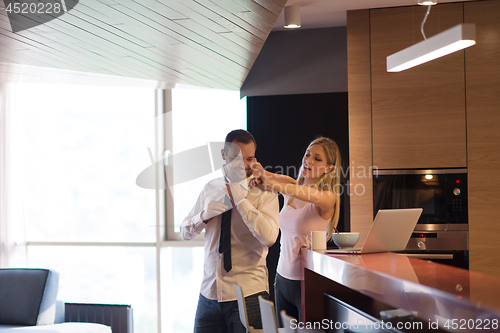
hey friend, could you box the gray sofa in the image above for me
[0,269,112,333]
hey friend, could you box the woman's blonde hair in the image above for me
[296,137,342,241]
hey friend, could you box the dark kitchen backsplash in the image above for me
[247,92,349,301]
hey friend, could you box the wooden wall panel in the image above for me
[370,4,467,169]
[347,9,373,244]
[465,0,500,278]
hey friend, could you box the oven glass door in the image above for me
[373,169,467,225]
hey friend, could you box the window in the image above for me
[160,246,204,332]
[13,83,156,242]
[27,245,157,331]
[168,85,246,236]
[12,82,158,331]
[8,82,247,333]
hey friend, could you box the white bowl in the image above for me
[332,232,360,249]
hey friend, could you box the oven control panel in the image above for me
[406,231,468,251]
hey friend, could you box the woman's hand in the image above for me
[251,162,267,181]
[251,162,276,192]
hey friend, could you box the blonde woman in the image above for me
[252,137,341,326]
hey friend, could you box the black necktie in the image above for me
[218,195,232,272]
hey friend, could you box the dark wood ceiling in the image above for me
[0,0,286,90]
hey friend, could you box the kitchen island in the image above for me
[301,249,500,332]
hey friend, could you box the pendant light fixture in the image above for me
[418,0,437,5]
[387,2,476,72]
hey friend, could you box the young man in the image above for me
[180,129,279,333]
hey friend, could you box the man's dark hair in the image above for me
[224,129,256,151]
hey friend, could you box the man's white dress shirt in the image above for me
[180,177,279,301]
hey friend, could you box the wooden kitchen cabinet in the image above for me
[347,9,374,243]
[464,0,500,278]
[369,3,467,170]
[347,4,468,241]
[348,0,500,278]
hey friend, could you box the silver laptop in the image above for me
[324,208,423,254]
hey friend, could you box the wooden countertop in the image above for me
[301,249,500,332]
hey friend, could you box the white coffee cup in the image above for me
[306,231,326,251]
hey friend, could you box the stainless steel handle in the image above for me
[373,168,467,175]
[402,253,454,259]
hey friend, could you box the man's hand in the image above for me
[201,200,230,222]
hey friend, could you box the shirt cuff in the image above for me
[194,211,207,232]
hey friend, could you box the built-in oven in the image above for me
[373,169,469,269]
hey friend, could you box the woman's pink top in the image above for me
[277,196,330,280]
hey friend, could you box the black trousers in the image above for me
[274,273,302,328]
